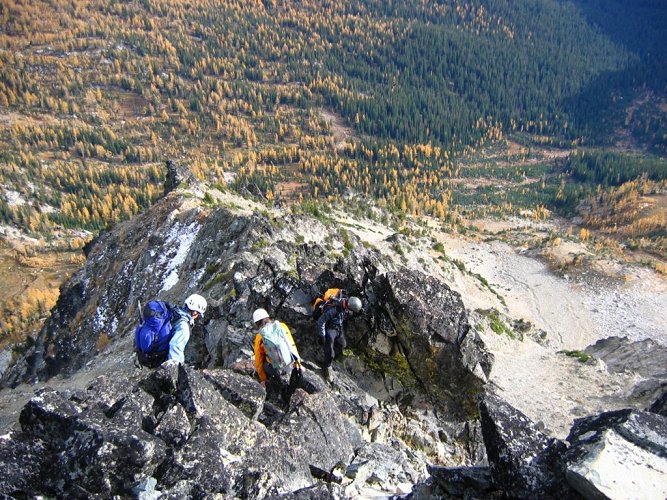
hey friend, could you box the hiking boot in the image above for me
[322,366,331,382]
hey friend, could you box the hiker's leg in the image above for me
[262,362,283,399]
[322,330,337,368]
[333,332,347,359]
[263,361,280,379]
[289,366,302,391]
[280,375,294,406]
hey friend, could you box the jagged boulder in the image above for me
[422,466,496,498]
[584,336,667,378]
[153,402,190,447]
[203,368,266,420]
[0,434,56,497]
[412,393,577,498]
[420,394,667,499]
[274,390,356,473]
[477,393,577,499]
[57,411,168,496]
[564,409,667,499]
[18,387,84,445]
[155,413,313,497]
[17,386,167,497]
[345,441,424,495]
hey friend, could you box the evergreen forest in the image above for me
[0,1,665,323]
[1,0,666,343]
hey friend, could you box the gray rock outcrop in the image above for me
[478,393,576,498]
[585,336,667,409]
[2,365,363,497]
[420,393,667,500]
[3,179,664,498]
[565,409,667,499]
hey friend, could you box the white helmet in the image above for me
[185,293,207,316]
[348,296,362,313]
[252,308,270,323]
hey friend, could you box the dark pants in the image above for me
[137,349,168,368]
[323,328,346,368]
[263,362,302,406]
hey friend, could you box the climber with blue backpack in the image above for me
[134,293,207,368]
[252,308,302,406]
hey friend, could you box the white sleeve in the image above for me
[168,320,190,363]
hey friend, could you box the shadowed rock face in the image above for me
[478,393,574,499]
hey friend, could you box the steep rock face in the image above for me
[3,189,489,422]
[413,392,579,499]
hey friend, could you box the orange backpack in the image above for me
[311,288,346,320]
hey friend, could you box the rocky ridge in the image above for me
[0,169,665,498]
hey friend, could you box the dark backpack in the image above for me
[312,288,346,321]
[135,301,174,367]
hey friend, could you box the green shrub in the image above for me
[559,350,593,363]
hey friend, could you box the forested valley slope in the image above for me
[0,0,665,351]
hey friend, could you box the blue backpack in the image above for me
[135,301,174,367]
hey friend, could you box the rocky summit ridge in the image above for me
[0,166,665,499]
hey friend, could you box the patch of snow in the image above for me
[110,316,119,336]
[94,305,109,332]
[192,267,205,287]
[158,221,201,292]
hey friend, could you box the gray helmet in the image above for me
[347,296,362,313]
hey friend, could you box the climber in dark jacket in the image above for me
[316,296,362,380]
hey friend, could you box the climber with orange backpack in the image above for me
[252,308,302,406]
[313,289,362,381]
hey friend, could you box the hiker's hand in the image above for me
[260,380,266,389]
